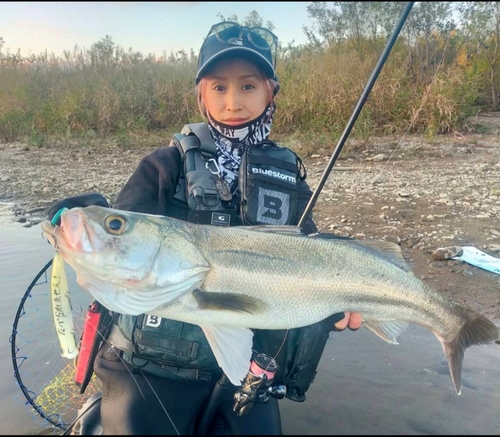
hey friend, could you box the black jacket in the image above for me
[111,140,333,400]
[113,145,318,234]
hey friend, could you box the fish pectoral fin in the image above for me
[201,325,253,386]
[355,240,410,271]
[363,320,410,344]
[193,290,263,314]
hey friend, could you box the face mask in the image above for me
[207,102,275,144]
[206,102,276,192]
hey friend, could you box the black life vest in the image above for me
[117,123,326,401]
[170,122,306,226]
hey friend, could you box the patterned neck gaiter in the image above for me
[207,102,275,193]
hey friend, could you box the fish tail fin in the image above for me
[439,307,499,395]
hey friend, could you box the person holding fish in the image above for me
[48,21,363,435]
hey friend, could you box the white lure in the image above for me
[50,252,78,359]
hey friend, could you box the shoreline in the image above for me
[1,129,500,320]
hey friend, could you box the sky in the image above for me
[0,2,316,58]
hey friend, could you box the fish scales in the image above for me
[168,225,462,334]
[41,206,499,392]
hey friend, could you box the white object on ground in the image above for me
[452,246,500,275]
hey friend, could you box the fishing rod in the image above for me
[298,1,414,229]
[194,3,416,435]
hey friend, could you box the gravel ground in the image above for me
[1,113,500,320]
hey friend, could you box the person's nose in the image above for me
[226,90,242,112]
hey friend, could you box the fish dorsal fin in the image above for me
[238,225,305,236]
[308,232,352,240]
[201,325,254,386]
[355,240,410,271]
[363,320,410,344]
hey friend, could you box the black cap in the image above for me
[196,24,277,84]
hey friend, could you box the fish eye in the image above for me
[105,215,127,235]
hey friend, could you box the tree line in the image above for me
[0,2,498,147]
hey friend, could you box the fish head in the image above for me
[42,205,211,315]
[42,205,163,281]
[41,206,168,313]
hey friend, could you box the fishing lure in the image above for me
[50,208,78,359]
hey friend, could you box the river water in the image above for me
[0,202,499,435]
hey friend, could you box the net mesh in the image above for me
[10,260,101,432]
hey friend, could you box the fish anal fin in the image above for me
[201,325,253,386]
[193,290,264,314]
[437,306,499,395]
[363,320,410,344]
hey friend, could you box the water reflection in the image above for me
[1,203,94,435]
[1,202,57,435]
[281,326,500,435]
[1,202,499,435]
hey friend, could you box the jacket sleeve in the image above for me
[113,146,182,215]
[295,178,318,235]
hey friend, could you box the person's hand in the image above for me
[332,311,363,331]
[47,192,109,223]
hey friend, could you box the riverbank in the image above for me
[1,113,500,320]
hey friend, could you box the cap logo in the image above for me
[227,36,243,46]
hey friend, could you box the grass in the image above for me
[0,36,487,150]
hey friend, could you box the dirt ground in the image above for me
[1,112,500,322]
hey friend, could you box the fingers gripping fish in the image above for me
[41,206,499,394]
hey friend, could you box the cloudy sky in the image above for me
[0,2,316,57]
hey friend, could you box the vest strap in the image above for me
[106,323,134,353]
[181,122,217,155]
[134,328,199,359]
[121,351,217,381]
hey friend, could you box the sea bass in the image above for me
[41,206,499,393]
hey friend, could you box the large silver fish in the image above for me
[41,206,499,392]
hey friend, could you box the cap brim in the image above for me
[196,47,275,83]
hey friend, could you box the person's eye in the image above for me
[213,85,225,92]
[242,84,255,90]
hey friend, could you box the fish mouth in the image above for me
[41,220,57,248]
[41,209,104,254]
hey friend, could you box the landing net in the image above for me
[10,259,101,432]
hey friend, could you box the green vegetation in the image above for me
[0,2,498,150]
